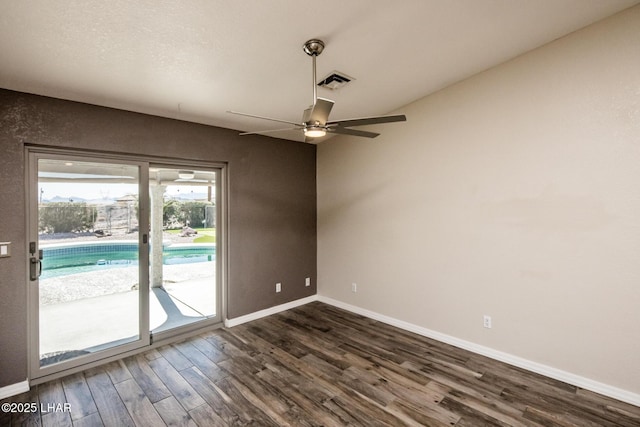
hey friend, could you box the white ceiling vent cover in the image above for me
[317,71,354,90]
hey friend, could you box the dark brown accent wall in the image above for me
[0,89,317,388]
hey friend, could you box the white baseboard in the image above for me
[0,380,29,400]
[225,295,318,328]
[317,295,640,408]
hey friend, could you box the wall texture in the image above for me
[0,90,316,387]
[318,6,640,395]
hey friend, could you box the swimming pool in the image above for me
[40,241,216,279]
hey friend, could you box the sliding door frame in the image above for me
[26,146,227,384]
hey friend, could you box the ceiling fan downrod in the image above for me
[303,39,325,107]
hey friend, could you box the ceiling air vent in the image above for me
[317,71,354,90]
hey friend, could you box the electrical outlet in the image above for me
[351,283,357,293]
[305,277,310,287]
[0,242,10,258]
[276,282,281,293]
[483,315,492,329]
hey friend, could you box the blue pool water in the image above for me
[40,242,215,279]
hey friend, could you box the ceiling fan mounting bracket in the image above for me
[303,39,325,57]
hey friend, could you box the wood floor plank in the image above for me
[190,334,230,364]
[214,377,283,426]
[323,392,403,427]
[61,372,98,421]
[72,411,105,427]
[41,410,73,427]
[113,378,165,427]
[38,379,72,427]
[421,371,533,427]
[174,340,229,383]
[429,383,532,427]
[158,344,194,371]
[340,366,397,406]
[340,341,432,387]
[523,405,591,427]
[180,366,245,425]
[245,322,310,359]
[501,383,636,427]
[386,399,459,427]
[122,354,172,403]
[102,359,133,385]
[401,359,505,401]
[480,362,577,396]
[188,402,228,427]
[346,360,460,426]
[18,302,640,427]
[216,372,295,426]
[226,323,345,397]
[575,388,640,427]
[84,368,135,427]
[144,348,163,361]
[440,396,512,427]
[154,395,198,426]
[37,378,65,407]
[255,368,347,427]
[148,356,206,411]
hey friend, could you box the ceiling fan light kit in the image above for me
[228,39,406,141]
[304,127,327,138]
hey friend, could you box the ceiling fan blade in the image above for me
[227,110,301,126]
[328,114,407,128]
[303,98,334,124]
[329,127,380,138]
[239,126,301,136]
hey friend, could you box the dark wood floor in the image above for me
[2,302,640,426]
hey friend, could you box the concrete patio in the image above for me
[38,263,216,363]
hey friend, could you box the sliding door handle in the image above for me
[30,257,42,281]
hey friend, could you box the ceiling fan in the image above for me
[228,39,406,141]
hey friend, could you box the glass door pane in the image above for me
[35,157,147,368]
[148,167,219,335]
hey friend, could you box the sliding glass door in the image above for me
[29,153,150,377]
[28,150,223,381]
[148,166,221,339]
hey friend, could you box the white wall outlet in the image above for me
[0,242,10,258]
[351,282,357,293]
[305,277,310,287]
[483,315,492,329]
[276,282,281,293]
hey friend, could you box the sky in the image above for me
[39,183,209,201]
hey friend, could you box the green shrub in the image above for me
[39,202,97,233]
[180,201,214,228]
[163,200,214,228]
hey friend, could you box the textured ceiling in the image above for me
[1,0,638,142]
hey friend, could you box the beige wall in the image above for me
[318,6,640,394]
